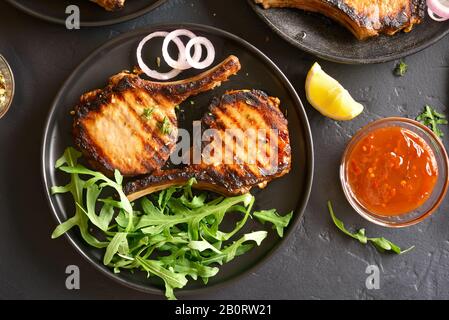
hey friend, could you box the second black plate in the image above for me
[249,0,449,64]
[6,0,166,27]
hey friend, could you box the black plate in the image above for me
[6,0,166,27]
[248,0,449,64]
[41,23,313,297]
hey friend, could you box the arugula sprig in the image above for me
[327,201,414,255]
[51,147,292,299]
[50,148,110,248]
[254,209,293,237]
[416,105,447,138]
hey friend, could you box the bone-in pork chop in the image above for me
[254,0,425,40]
[73,56,241,177]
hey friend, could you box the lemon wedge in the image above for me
[305,62,364,121]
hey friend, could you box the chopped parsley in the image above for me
[141,108,154,120]
[159,116,172,135]
[394,60,408,77]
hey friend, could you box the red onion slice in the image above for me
[427,0,449,21]
[428,8,449,21]
[136,29,216,80]
[185,37,215,70]
[136,31,183,80]
[162,29,202,70]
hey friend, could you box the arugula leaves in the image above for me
[253,209,293,237]
[416,105,448,138]
[104,232,128,265]
[50,148,108,248]
[51,147,291,299]
[327,201,414,254]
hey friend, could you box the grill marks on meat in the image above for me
[91,0,125,11]
[125,90,291,201]
[255,0,425,40]
[73,56,241,177]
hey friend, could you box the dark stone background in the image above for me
[0,0,448,299]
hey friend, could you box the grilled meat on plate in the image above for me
[254,0,425,40]
[73,56,241,177]
[91,0,125,11]
[125,89,291,201]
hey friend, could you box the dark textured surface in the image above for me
[249,0,449,64]
[1,0,449,300]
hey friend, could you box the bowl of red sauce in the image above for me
[341,117,449,228]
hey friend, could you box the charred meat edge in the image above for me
[254,0,425,40]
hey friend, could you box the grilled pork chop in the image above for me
[125,89,291,201]
[255,0,425,40]
[91,0,125,11]
[73,56,241,177]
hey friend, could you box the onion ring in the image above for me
[136,31,184,80]
[427,0,449,21]
[428,7,449,21]
[185,37,215,70]
[162,29,202,70]
[136,29,217,80]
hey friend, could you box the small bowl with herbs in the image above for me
[0,55,15,119]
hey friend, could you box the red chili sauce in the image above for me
[347,126,438,216]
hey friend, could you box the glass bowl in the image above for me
[0,54,15,119]
[340,117,449,228]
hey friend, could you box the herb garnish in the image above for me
[254,209,293,237]
[394,60,408,77]
[51,147,293,299]
[142,108,154,120]
[51,148,132,248]
[416,105,447,138]
[159,116,172,135]
[327,201,414,254]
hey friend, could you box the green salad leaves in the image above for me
[254,209,293,237]
[51,147,293,299]
[327,201,414,255]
